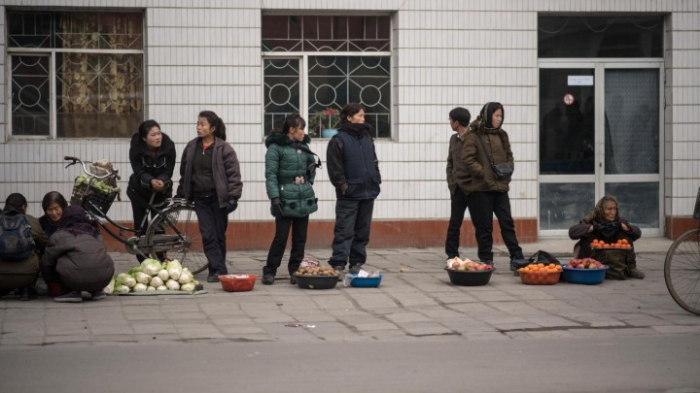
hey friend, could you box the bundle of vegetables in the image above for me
[74,173,121,194]
[103,259,199,294]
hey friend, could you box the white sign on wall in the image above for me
[568,75,594,86]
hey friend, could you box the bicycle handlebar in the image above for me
[63,156,114,180]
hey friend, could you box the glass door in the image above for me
[539,67,596,231]
[602,66,661,232]
[538,62,663,236]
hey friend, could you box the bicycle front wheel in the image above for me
[664,227,700,315]
[147,205,209,275]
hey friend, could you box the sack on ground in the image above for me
[591,249,627,280]
[0,209,35,261]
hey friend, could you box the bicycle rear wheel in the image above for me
[664,227,700,315]
[147,205,209,275]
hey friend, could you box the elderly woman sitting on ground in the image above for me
[569,195,643,280]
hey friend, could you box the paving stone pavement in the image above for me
[1,238,699,348]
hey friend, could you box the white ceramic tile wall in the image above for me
[1,0,698,226]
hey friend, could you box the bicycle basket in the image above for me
[694,187,700,221]
[70,181,118,215]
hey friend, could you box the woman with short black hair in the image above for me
[40,191,68,238]
[127,119,176,261]
[41,206,115,303]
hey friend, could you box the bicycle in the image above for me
[64,156,209,275]
[664,186,700,315]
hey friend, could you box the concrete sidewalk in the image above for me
[1,236,698,348]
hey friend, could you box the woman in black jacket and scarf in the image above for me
[462,102,524,267]
[127,120,176,262]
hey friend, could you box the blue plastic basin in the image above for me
[562,266,608,285]
[346,274,383,287]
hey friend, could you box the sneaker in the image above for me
[289,275,297,285]
[628,267,645,279]
[54,292,83,303]
[349,264,363,274]
[207,274,220,283]
[262,274,275,285]
[333,265,345,281]
[90,291,107,301]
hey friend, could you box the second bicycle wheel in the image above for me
[147,205,209,275]
[664,227,700,315]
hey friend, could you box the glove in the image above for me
[270,198,284,218]
[226,198,238,214]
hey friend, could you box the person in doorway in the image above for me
[569,195,643,279]
[262,114,320,285]
[177,111,243,283]
[463,102,524,267]
[41,206,114,303]
[445,107,473,260]
[326,103,381,275]
[39,191,67,238]
[0,193,48,300]
[127,119,176,262]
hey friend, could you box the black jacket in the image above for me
[128,132,176,199]
[326,125,381,200]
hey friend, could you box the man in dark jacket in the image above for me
[445,107,472,260]
[326,103,381,275]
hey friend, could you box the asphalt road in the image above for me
[2,335,699,393]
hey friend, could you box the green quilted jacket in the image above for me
[265,133,318,218]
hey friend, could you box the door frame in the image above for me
[537,59,665,238]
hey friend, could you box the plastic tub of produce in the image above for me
[219,274,257,292]
[562,266,608,285]
[345,274,383,288]
[445,267,494,286]
[519,270,560,285]
[295,275,338,290]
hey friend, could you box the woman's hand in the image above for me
[587,225,594,234]
[621,222,630,232]
[151,179,165,192]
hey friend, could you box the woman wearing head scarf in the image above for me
[41,206,115,302]
[462,102,524,267]
[569,195,643,279]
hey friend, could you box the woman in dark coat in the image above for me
[262,114,319,285]
[462,102,523,267]
[569,195,643,279]
[41,206,115,303]
[127,120,176,261]
[177,111,243,282]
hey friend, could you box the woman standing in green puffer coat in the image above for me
[262,114,320,285]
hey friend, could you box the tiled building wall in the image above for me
[0,0,698,243]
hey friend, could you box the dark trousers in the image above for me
[194,195,229,275]
[127,188,166,262]
[329,198,375,268]
[466,191,523,262]
[264,215,309,276]
[445,187,470,259]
